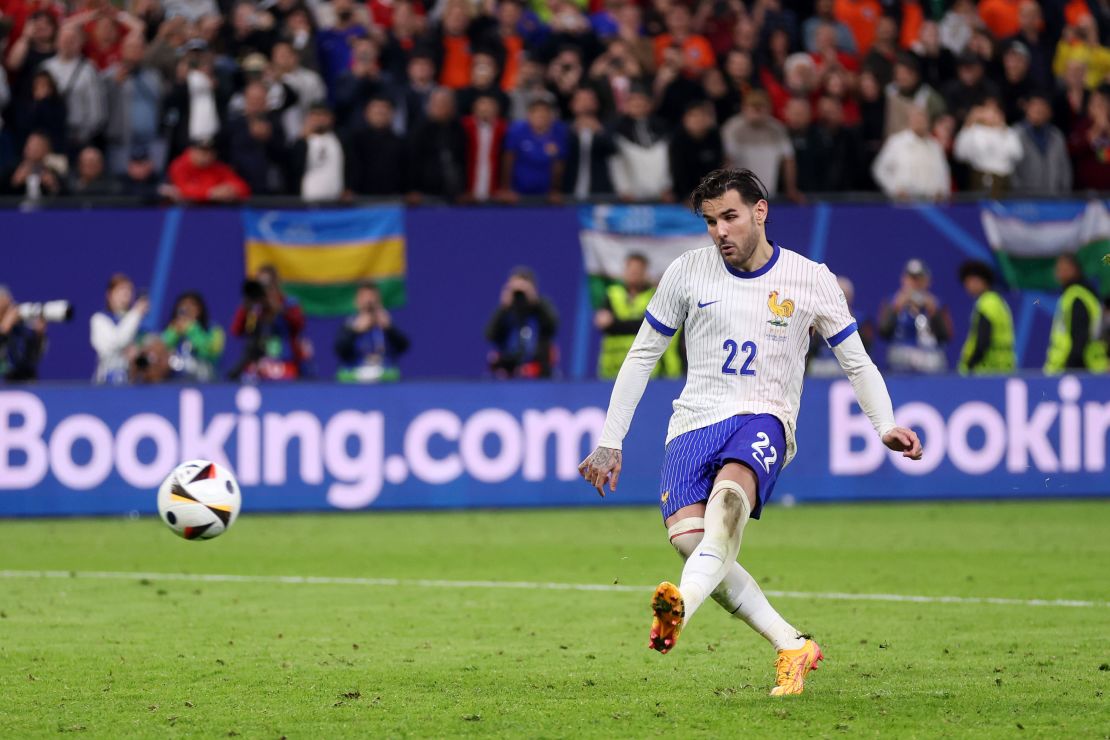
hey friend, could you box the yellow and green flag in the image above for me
[243,207,406,316]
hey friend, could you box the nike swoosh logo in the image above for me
[698,300,720,308]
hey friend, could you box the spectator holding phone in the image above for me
[91,272,149,384]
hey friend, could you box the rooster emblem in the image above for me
[767,291,794,326]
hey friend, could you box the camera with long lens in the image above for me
[241,279,267,303]
[18,300,74,323]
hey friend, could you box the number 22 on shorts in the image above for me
[750,432,777,473]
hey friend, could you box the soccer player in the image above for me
[578,169,923,696]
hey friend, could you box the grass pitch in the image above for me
[1,500,1108,738]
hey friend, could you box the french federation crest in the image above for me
[767,291,795,327]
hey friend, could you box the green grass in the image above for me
[1,501,1108,738]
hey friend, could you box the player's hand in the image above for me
[577,446,622,497]
[883,427,923,460]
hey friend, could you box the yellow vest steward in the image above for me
[598,284,683,379]
[958,290,1015,374]
[1044,283,1108,373]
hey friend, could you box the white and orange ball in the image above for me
[157,460,242,540]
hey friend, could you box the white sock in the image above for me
[668,517,805,652]
[675,480,750,623]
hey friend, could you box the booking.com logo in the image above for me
[0,388,606,509]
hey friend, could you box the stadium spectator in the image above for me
[347,97,407,196]
[1052,15,1110,90]
[1053,59,1090,137]
[953,99,1024,195]
[334,281,410,383]
[229,265,306,381]
[609,86,671,201]
[222,1,277,63]
[272,40,327,143]
[1012,92,1072,194]
[871,106,951,201]
[979,0,1022,41]
[283,7,323,75]
[857,69,886,185]
[0,285,47,382]
[546,47,587,119]
[486,266,558,379]
[653,4,714,73]
[500,94,567,202]
[91,273,149,385]
[316,0,371,91]
[334,38,393,134]
[1006,0,1055,90]
[563,86,615,198]
[4,131,65,198]
[162,41,225,160]
[118,146,160,202]
[162,291,225,382]
[811,19,860,76]
[1069,87,1110,190]
[911,21,957,92]
[19,71,69,156]
[721,90,796,200]
[164,138,250,202]
[70,145,119,195]
[957,260,1016,375]
[407,87,467,201]
[288,104,345,202]
[129,333,172,384]
[939,0,977,55]
[1044,253,1109,373]
[834,0,882,55]
[225,81,288,195]
[784,97,822,194]
[457,52,511,123]
[999,40,1034,123]
[398,51,438,133]
[103,34,164,175]
[435,2,475,90]
[811,95,865,191]
[595,253,681,379]
[879,258,953,374]
[803,0,857,54]
[42,22,106,152]
[6,11,60,125]
[669,99,723,203]
[942,53,1000,125]
[702,66,741,127]
[653,44,707,130]
[461,93,507,202]
[861,15,899,86]
[885,53,946,138]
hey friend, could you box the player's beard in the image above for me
[717,226,760,270]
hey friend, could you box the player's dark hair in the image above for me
[690,168,769,216]
[958,260,995,287]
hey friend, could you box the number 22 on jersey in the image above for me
[722,339,758,376]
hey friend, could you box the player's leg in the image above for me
[667,515,805,652]
[669,462,755,623]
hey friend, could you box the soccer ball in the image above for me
[157,460,242,540]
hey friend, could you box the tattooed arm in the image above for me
[579,321,673,496]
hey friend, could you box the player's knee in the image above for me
[709,479,750,537]
[666,517,705,560]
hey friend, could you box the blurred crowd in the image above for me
[9,0,1110,202]
[2,247,1107,384]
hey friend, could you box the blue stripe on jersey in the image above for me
[826,321,859,347]
[644,310,677,337]
[723,241,780,279]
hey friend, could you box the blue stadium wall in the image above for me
[4,203,1106,515]
[2,203,1060,380]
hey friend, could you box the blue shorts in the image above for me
[658,414,786,521]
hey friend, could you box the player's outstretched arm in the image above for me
[832,332,924,462]
[579,321,673,497]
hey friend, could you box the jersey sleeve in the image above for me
[644,255,689,336]
[812,265,858,347]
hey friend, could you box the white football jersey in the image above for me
[645,242,857,466]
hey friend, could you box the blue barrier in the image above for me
[2,375,1106,517]
[3,203,1061,381]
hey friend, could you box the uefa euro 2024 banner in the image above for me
[1,376,1108,517]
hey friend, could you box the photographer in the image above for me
[486,266,558,379]
[229,265,306,381]
[162,291,225,382]
[0,286,47,382]
[90,273,149,384]
[334,281,409,383]
[879,259,953,374]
